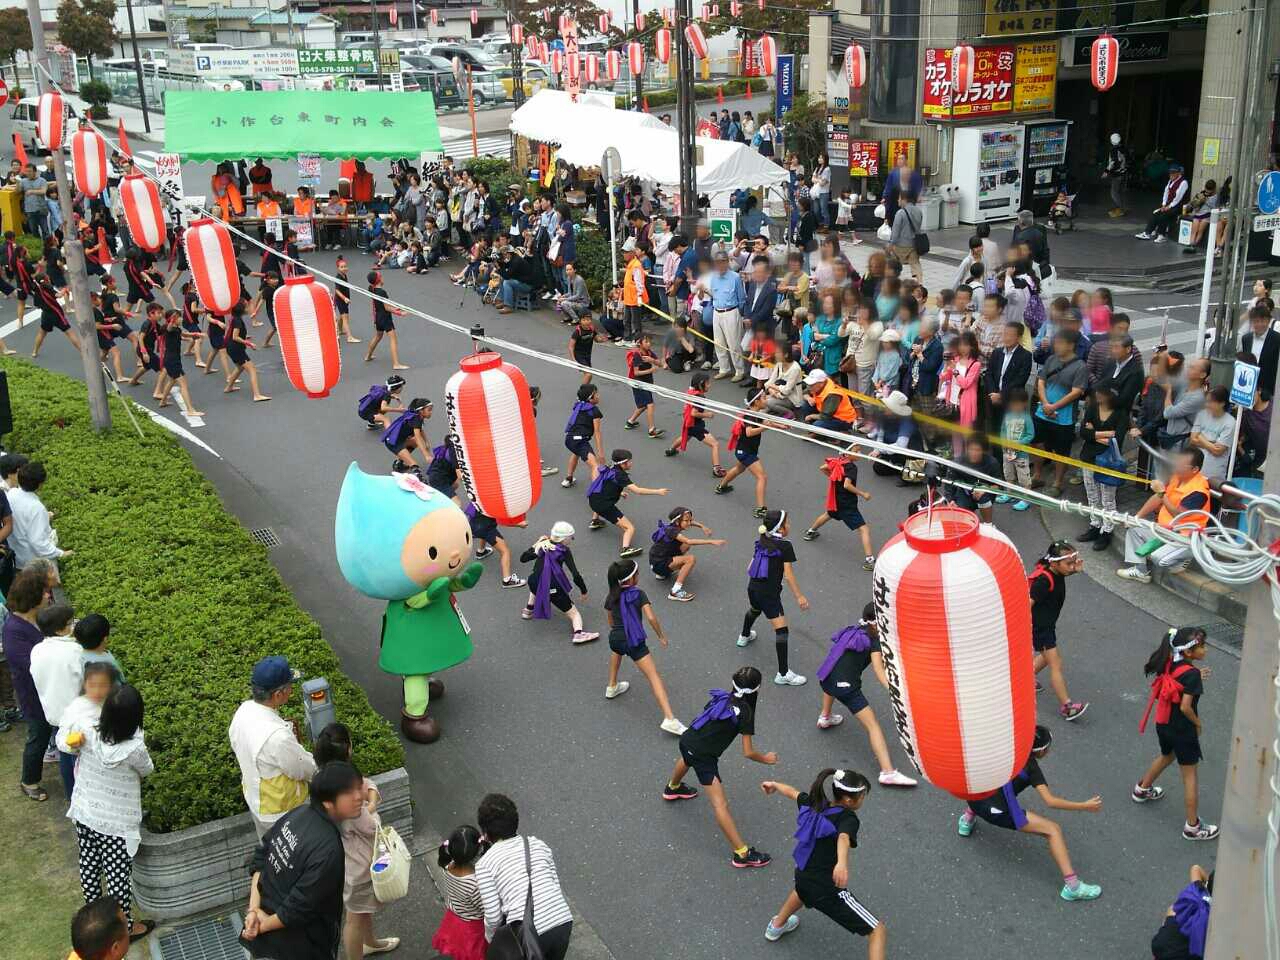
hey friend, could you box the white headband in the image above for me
[622,560,639,582]
[766,510,787,536]
[732,684,760,696]
[833,770,868,795]
[1170,628,1203,661]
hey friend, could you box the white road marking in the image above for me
[139,405,222,459]
[166,384,206,428]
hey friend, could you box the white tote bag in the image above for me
[370,822,412,903]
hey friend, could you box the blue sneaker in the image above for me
[1012,500,1032,512]
[995,494,1013,504]
[957,814,975,837]
[764,915,799,941]
[1060,880,1102,902]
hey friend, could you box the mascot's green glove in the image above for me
[451,561,484,592]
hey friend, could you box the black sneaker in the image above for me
[648,428,666,439]
[588,519,605,531]
[474,546,494,559]
[1078,527,1100,543]
[623,419,639,431]
[732,846,772,869]
[1093,531,1113,551]
[662,781,698,801]
[752,506,768,519]
[802,529,819,541]
[713,483,732,494]
[664,447,679,457]
[620,546,643,558]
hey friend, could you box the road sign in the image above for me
[1253,213,1280,232]
[1230,360,1259,408]
[1258,171,1280,215]
[0,79,9,109]
[708,207,736,244]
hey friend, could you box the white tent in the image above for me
[508,90,667,147]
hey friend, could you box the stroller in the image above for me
[1047,190,1077,234]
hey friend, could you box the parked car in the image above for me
[426,44,500,71]
[10,97,80,152]
[405,70,465,109]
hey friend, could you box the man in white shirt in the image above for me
[229,656,317,838]
[1135,163,1189,243]
[7,461,69,571]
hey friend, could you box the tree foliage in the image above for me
[781,95,826,168]
[0,8,34,65]
[696,0,829,52]
[56,0,118,65]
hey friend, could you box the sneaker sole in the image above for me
[662,792,698,801]
[731,859,771,869]
[1061,703,1090,721]
[1131,792,1163,803]
[668,593,694,602]
[1182,831,1219,841]
[501,581,526,589]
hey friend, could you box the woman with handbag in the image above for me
[313,724,400,959]
[1077,387,1128,551]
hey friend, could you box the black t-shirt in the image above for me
[604,587,649,621]
[567,404,602,440]
[591,466,631,504]
[825,633,880,691]
[260,284,279,320]
[101,291,122,319]
[749,536,796,593]
[571,327,594,363]
[334,274,351,307]
[833,462,861,513]
[371,286,391,321]
[794,792,860,881]
[1029,566,1065,637]
[735,414,763,455]
[1009,756,1046,796]
[679,697,755,760]
[1163,664,1203,738]
[629,349,658,384]
[649,526,681,562]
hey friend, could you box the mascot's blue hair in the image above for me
[335,461,455,600]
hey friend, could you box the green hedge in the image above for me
[616,78,764,111]
[0,359,404,832]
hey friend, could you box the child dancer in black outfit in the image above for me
[357,375,407,431]
[664,371,725,477]
[623,332,665,437]
[662,665,776,868]
[802,446,876,572]
[1150,864,1212,960]
[223,304,272,402]
[466,502,525,589]
[586,448,668,558]
[648,506,725,603]
[561,383,604,488]
[737,509,810,687]
[520,521,599,644]
[760,768,885,958]
[382,398,433,475]
[603,559,686,736]
[715,388,775,518]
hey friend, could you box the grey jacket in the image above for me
[890,203,923,248]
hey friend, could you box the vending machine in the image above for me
[953,124,1025,224]
[1020,119,1072,216]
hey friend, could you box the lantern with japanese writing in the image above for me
[184,218,241,316]
[685,23,709,60]
[845,44,866,89]
[470,7,478,24]
[1090,33,1119,92]
[120,174,166,253]
[872,506,1035,801]
[655,27,672,64]
[627,41,645,76]
[71,129,108,197]
[606,49,621,81]
[585,53,600,83]
[758,34,777,76]
[635,12,646,30]
[445,351,543,526]
[598,13,610,33]
[510,22,523,46]
[274,276,341,399]
[37,91,63,151]
[550,48,564,74]
[950,44,975,94]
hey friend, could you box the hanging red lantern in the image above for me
[700,4,710,22]
[950,43,975,95]
[655,27,672,64]
[873,507,1035,800]
[445,351,543,526]
[605,49,621,81]
[635,12,646,30]
[559,12,573,34]
[549,48,564,74]
[685,22,709,59]
[845,43,866,89]
[598,12,610,33]
[36,91,63,151]
[758,0,765,9]
[184,217,241,316]
[430,8,438,25]
[120,174,166,253]
[567,50,581,81]
[1091,33,1119,92]
[663,6,673,25]
[70,129,108,197]
[758,34,777,75]
[711,3,720,16]
[542,9,551,22]
[585,53,599,83]
[627,41,645,76]
[470,7,478,25]
[525,34,539,58]
[730,0,741,15]
[274,276,341,399]
[510,22,523,46]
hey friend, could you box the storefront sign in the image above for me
[166,47,300,78]
[297,48,401,76]
[985,0,1058,36]
[1069,32,1168,65]
[1013,41,1057,112]
[922,46,1014,118]
[825,68,864,123]
[848,140,880,178]
[886,138,917,170]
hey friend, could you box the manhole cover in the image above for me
[150,913,246,960]
[249,527,281,548]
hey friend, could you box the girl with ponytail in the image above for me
[737,509,810,687]
[431,824,487,960]
[662,665,777,869]
[759,768,885,954]
[603,559,685,736]
[648,506,726,603]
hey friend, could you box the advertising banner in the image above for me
[923,45,1015,118]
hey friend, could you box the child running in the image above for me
[662,666,777,869]
[30,272,82,359]
[180,281,207,368]
[603,559,686,736]
[465,502,526,589]
[623,332,666,438]
[586,448,669,558]
[715,389,775,518]
[520,521,600,644]
[155,309,206,417]
[814,603,917,788]
[759,768,886,957]
[126,304,164,393]
[1028,540,1090,720]
[382,398,433,475]
[802,445,875,571]
[431,824,487,960]
[648,506,725,603]
[561,383,604,488]
[568,312,596,383]
[357,374,407,431]
[957,724,1103,901]
[738,509,810,687]
[1132,627,1219,841]
[365,270,409,369]
[223,304,271,402]
[665,371,726,478]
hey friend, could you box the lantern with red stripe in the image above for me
[845,43,866,89]
[558,12,573,34]
[598,12,610,33]
[685,22,709,59]
[635,12,646,30]
[120,174,166,253]
[445,351,543,526]
[627,41,645,76]
[430,7,438,24]
[37,91,64,151]
[585,53,600,83]
[730,1,741,15]
[71,129,108,197]
[510,22,523,46]
[700,4,709,22]
[758,34,777,76]
[662,6,673,25]
[605,49,621,81]
[1090,33,1119,92]
[950,43,975,95]
[549,48,564,74]
[525,34,539,58]
[567,50,581,82]
[470,7,478,24]
[184,218,241,316]
[712,3,720,16]
[873,507,1035,800]
[274,276,341,399]
[757,0,765,9]
[655,27,672,64]
[542,8,550,21]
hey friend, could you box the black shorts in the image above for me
[471,513,501,543]
[734,450,759,468]
[128,288,154,306]
[650,558,673,578]
[827,508,866,531]
[1034,417,1076,456]
[374,313,395,333]
[163,354,184,378]
[565,436,594,459]
[794,877,879,937]
[967,784,1028,831]
[97,333,114,352]
[1156,724,1202,765]
[537,587,574,613]
[430,480,457,500]
[386,435,417,456]
[1032,630,1057,652]
[207,327,225,349]
[588,496,623,524]
[608,627,650,662]
[632,386,654,408]
[39,311,69,333]
[747,584,785,620]
[226,342,249,366]
[819,675,869,714]
[678,743,721,786]
[685,421,707,443]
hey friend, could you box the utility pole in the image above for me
[22,0,111,432]
[631,0,643,108]
[123,0,151,134]
[674,0,698,233]
[371,0,384,89]
[285,0,297,48]
[508,0,525,110]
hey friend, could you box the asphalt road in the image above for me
[7,244,1235,958]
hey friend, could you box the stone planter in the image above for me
[133,767,413,920]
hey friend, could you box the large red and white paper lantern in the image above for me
[120,174,166,253]
[510,22,523,46]
[274,276,340,399]
[685,22,709,60]
[559,12,573,34]
[873,507,1035,800]
[1090,33,1119,91]
[845,43,866,89]
[585,53,599,83]
[71,129,108,197]
[37,91,63,151]
[655,27,672,64]
[635,12,646,30]
[627,41,645,76]
[598,12,610,33]
[470,7,478,24]
[758,34,777,75]
[445,351,542,526]
[950,44,975,94]
[605,49,621,81]
[184,218,241,316]
[549,48,564,74]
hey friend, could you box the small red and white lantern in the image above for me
[70,129,108,197]
[525,34,539,58]
[585,53,600,83]
[470,7,478,24]
[950,43,975,94]
[758,34,777,75]
[598,12,610,33]
[388,6,397,25]
[845,43,866,89]
[627,41,645,76]
[655,27,672,64]
[606,49,621,81]
[36,91,64,151]
[635,12,646,30]
[510,22,523,46]
[685,22,709,59]
[184,218,241,316]
[700,4,710,22]
[730,0,741,15]
[274,276,341,399]
[542,8,551,22]
[663,6,673,25]
[873,507,1035,800]
[120,174,166,253]
[430,8,438,25]
[758,0,765,8]
[549,48,564,74]
[567,50,581,81]
[558,12,573,34]
[445,351,543,526]
[1090,33,1119,92]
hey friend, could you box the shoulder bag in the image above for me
[485,837,545,960]
[370,820,412,903]
[907,207,930,256]
[1093,438,1127,487]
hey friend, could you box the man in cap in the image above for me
[229,655,317,838]
[801,368,855,433]
[1135,162,1188,243]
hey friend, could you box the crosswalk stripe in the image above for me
[439,134,510,157]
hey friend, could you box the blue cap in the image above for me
[1169,163,1184,173]
[251,655,298,691]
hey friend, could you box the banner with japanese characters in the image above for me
[922,45,1015,119]
[848,140,881,178]
[297,48,401,76]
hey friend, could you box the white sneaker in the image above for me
[501,575,527,589]
[540,464,559,476]
[878,769,918,787]
[1115,566,1152,584]
[1134,231,1152,240]
[774,670,807,686]
[764,914,799,941]
[1153,235,1168,244]
[605,681,630,699]
[560,477,575,488]
[736,630,757,647]
[816,713,844,729]
[660,717,687,736]
[572,630,600,644]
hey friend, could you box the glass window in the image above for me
[868,0,919,124]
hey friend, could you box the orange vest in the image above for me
[622,259,647,306]
[1157,472,1211,531]
[351,170,374,202]
[816,380,855,423]
[257,198,281,218]
[293,195,314,217]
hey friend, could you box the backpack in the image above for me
[1023,290,1047,336]
[1139,662,1196,733]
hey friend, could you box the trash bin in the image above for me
[921,192,943,232]
[939,184,962,229]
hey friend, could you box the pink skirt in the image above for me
[431,910,487,960]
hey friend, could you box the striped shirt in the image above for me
[439,867,484,921]
[474,835,572,940]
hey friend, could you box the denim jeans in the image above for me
[24,209,47,238]
[502,278,533,307]
[813,193,830,228]
[22,710,52,785]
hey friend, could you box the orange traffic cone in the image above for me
[745,81,752,99]
[642,96,650,112]
[716,85,724,104]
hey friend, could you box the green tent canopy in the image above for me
[163,91,443,161]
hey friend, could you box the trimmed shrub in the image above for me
[0,359,403,832]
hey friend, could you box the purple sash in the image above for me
[1172,881,1211,957]
[747,542,782,578]
[531,544,573,619]
[381,410,421,449]
[431,441,456,465]
[358,384,389,420]
[793,805,841,870]
[564,401,596,436]
[618,586,647,647]
[816,625,872,682]
[587,465,619,497]
[463,501,479,520]
[690,689,737,730]
[651,519,677,545]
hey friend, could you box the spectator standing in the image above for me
[1188,387,1235,482]
[1161,357,1208,450]
[1077,387,1128,550]
[889,191,925,281]
[881,152,924,227]
[1032,331,1090,496]
[742,255,778,336]
[18,163,49,237]
[1011,211,1052,278]
[31,601,84,794]
[8,460,70,571]
[1234,389,1271,477]
[1240,304,1278,395]
[1103,133,1128,217]
[985,321,1033,433]
[5,567,52,800]
[706,249,747,381]
[809,154,831,227]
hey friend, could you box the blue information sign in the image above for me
[776,54,795,115]
[1258,171,1280,216]
[1230,360,1259,408]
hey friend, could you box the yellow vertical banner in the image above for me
[543,149,557,188]
[701,58,710,80]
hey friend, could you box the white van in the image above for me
[10,97,80,153]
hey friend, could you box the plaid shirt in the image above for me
[970,315,1003,363]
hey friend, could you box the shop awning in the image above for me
[163,90,443,161]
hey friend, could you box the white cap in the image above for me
[884,390,912,417]
[803,369,828,387]
[879,328,902,343]
[1110,132,1121,146]
[621,237,637,253]
[550,521,576,540]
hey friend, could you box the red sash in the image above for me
[677,388,701,450]
[824,457,845,512]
